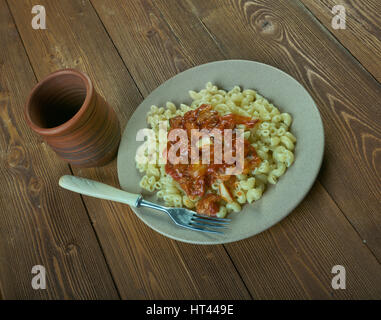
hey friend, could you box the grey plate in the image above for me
[117,60,324,244]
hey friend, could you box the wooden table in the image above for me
[0,0,380,300]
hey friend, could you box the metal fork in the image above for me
[59,175,230,234]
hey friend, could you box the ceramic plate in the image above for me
[117,60,324,244]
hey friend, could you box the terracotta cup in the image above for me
[25,69,121,167]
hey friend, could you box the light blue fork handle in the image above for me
[59,175,142,207]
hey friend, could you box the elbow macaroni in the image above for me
[136,83,296,217]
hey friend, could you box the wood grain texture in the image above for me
[227,181,381,299]
[3,0,381,300]
[91,0,381,298]
[0,0,119,299]
[163,0,381,258]
[300,0,381,82]
[8,0,251,299]
[91,0,195,97]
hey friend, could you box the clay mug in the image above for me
[25,69,121,167]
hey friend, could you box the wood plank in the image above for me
[91,0,381,298]
[227,181,381,299]
[8,0,251,299]
[300,0,381,82]
[0,0,119,299]
[158,0,381,298]
[91,0,224,97]
[153,0,381,259]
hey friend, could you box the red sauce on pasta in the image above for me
[165,104,261,215]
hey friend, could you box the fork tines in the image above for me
[188,214,231,234]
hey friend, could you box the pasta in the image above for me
[135,83,296,218]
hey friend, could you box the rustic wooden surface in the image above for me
[0,0,380,299]
[300,0,381,82]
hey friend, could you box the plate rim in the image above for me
[117,59,325,245]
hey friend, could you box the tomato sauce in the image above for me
[165,104,261,215]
